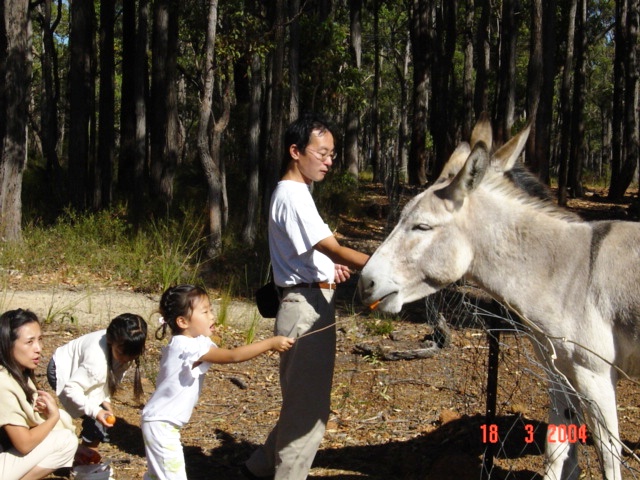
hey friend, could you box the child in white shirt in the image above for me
[47,312,147,461]
[141,284,294,480]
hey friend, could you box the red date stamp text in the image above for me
[480,423,587,444]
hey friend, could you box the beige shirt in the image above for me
[0,367,74,452]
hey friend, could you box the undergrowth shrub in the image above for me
[0,207,206,292]
[313,170,360,221]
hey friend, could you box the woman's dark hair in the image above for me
[0,309,40,401]
[155,284,208,341]
[281,112,336,177]
[105,313,147,402]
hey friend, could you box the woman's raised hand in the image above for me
[34,390,60,420]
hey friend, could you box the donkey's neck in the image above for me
[465,192,591,328]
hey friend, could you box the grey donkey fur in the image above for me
[359,116,640,480]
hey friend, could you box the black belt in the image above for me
[288,282,336,290]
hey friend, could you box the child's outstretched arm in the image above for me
[199,336,294,364]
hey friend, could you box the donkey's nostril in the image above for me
[357,277,373,300]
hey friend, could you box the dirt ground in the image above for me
[3,187,640,480]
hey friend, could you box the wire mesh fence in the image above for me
[406,282,640,479]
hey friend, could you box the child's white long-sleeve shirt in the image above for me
[53,330,130,419]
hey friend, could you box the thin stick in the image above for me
[297,318,343,340]
[297,307,374,340]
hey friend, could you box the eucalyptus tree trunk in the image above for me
[68,0,94,211]
[525,0,543,171]
[0,2,5,150]
[462,1,474,140]
[198,0,232,258]
[397,31,411,185]
[344,0,362,180]
[473,0,490,118]
[241,53,262,246]
[96,0,115,209]
[350,0,363,66]
[430,0,456,175]
[260,60,273,222]
[119,0,136,195]
[289,0,300,121]
[557,0,577,206]
[371,0,381,182]
[37,0,62,193]
[609,0,626,199]
[609,0,638,200]
[120,0,149,223]
[526,0,543,121]
[408,0,430,185]
[262,0,285,219]
[494,0,518,145]
[0,0,31,241]
[198,0,220,255]
[600,108,612,179]
[625,0,639,192]
[133,0,150,223]
[530,0,557,184]
[608,0,638,200]
[150,0,180,212]
[568,0,587,198]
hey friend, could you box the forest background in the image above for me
[0,0,639,295]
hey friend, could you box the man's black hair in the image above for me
[284,112,335,153]
[280,113,336,177]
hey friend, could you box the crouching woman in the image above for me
[0,309,77,480]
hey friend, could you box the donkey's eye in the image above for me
[412,224,432,232]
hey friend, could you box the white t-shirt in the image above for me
[141,335,215,427]
[269,180,334,287]
[53,329,130,419]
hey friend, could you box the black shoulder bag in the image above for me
[255,270,280,318]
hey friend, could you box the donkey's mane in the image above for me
[505,161,553,201]
[485,160,582,223]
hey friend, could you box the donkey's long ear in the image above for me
[470,112,492,152]
[438,111,491,184]
[437,142,471,182]
[437,142,490,210]
[494,122,531,171]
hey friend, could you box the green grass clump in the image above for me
[216,281,234,327]
[244,311,261,345]
[148,217,206,292]
[0,207,206,292]
[364,317,394,336]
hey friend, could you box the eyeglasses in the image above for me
[306,148,335,162]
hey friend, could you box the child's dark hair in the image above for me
[156,284,209,340]
[106,313,147,402]
[0,309,40,401]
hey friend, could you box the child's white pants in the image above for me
[141,420,186,480]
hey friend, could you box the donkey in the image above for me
[358,117,640,480]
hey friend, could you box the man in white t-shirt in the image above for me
[244,113,369,479]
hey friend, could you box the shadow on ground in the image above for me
[157,414,548,479]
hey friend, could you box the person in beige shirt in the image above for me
[0,308,77,480]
